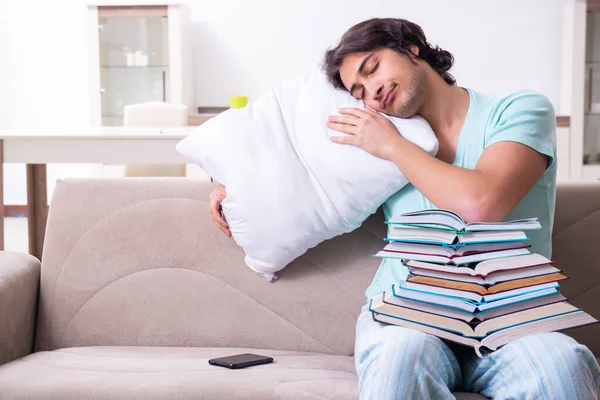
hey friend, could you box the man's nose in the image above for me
[368,82,385,101]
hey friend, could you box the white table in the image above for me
[0,126,197,259]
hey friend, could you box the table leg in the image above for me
[26,164,48,260]
[0,139,4,251]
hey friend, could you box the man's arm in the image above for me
[328,91,554,223]
[387,138,547,223]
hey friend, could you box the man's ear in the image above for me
[409,44,419,57]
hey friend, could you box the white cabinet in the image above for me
[87,1,193,126]
[561,0,600,181]
[584,11,600,172]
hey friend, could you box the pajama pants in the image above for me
[355,305,600,399]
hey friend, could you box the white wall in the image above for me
[0,0,94,205]
[1,0,567,204]
[192,0,564,108]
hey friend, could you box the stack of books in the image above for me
[369,209,598,357]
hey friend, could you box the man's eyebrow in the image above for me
[349,53,374,97]
[358,53,374,75]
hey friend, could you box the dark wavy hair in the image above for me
[323,18,456,90]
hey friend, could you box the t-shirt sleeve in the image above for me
[485,90,556,169]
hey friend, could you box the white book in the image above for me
[409,264,561,286]
[388,208,542,232]
[380,241,530,258]
[404,253,553,278]
[375,246,531,265]
[387,226,530,246]
[474,293,567,320]
[372,295,580,338]
[371,296,597,358]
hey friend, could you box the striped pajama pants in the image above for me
[355,305,600,400]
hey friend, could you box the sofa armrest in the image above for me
[0,251,40,366]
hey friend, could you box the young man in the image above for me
[210,18,600,399]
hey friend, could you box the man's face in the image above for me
[339,47,426,118]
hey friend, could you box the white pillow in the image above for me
[176,67,438,280]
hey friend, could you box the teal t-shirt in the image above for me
[364,88,557,300]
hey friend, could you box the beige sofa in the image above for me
[0,178,599,399]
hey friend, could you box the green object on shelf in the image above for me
[229,96,248,109]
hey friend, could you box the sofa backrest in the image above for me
[34,178,387,355]
[551,183,600,355]
[34,179,600,356]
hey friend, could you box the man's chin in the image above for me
[392,101,421,119]
[389,109,416,119]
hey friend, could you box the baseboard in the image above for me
[4,205,27,217]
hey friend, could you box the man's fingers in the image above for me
[328,115,358,126]
[209,202,222,218]
[209,195,224,212]
[326,121,357,135]
[217,223,231,238]
[210,209,228,228]
[211,214,231,236]
[219,224,232,237]
[209,187,231,238]
[213,216,228,230]
[209,197,229,228]
[330,135,357,145]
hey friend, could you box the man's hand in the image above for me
[327,107,403,160]
[209,184,231,238]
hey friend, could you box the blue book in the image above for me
[385,225,530,246]
[397,281,560,304]
[391,283,561,313]
[387,208,542,233]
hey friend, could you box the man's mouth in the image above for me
[383,84,396,109]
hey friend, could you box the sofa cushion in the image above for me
[0,346,486,399]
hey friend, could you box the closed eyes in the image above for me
[359,63,379,99]
[353,62,379,100]
[369,63,379,76]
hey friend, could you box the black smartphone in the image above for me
[208,353,273,369]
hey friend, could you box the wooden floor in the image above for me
[4,217,28,253]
